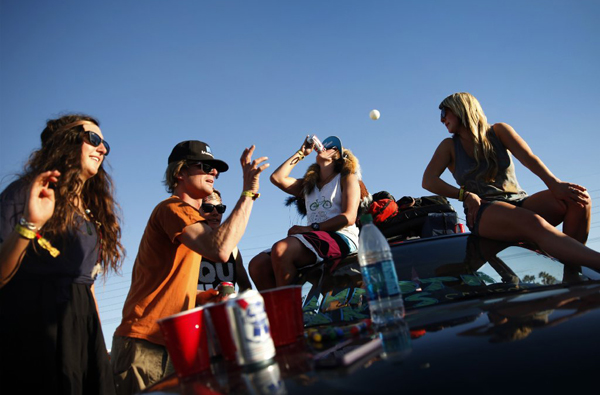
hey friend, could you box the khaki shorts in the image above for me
[111,335,175,395]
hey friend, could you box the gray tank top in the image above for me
[452,127,527,202]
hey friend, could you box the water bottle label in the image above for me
[361,260,401,301]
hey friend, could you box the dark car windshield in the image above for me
[299,234,599,327]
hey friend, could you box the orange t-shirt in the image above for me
[115,196,205,345]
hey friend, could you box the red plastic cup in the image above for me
[204,301,237,361]
[158,306,210,377]
[260,285,304,347]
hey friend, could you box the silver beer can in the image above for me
[226,290,276,368]
[307,135,325,153]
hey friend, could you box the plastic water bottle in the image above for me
[358,214,405,329]
[379,317,412,362]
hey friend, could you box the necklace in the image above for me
[84,208,104,280]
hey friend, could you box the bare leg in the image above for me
[561,193,591,244]
[521,190,591,244]
[271,237,317,287]
[519,190,592,280]
[248,252,277,291]
[477,202,600,270]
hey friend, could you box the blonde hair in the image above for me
[163,160,187,193]
[440,92,498,182]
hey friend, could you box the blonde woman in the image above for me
[249,136,363,290]
[422,92,599,269]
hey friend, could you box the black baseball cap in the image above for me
[168,140,229,172]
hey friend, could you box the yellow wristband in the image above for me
[458,186,465,201]
[14,223,60,257]
[241,191,260,200]
[296,150,305,160]
[15,223,36,239]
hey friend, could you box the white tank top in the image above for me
[304,173,359,245]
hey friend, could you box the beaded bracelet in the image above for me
[14,223,60,257]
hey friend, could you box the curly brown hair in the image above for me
[21,114,125,275]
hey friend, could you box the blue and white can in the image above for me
[242,361,286,394]
[226,290,276,368]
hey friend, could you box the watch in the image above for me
[311,222,320,231]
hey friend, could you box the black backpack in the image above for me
[368,193,459,239]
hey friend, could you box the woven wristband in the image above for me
[14,223,60,257]
[241,190,260,200]
[15,223,36,239]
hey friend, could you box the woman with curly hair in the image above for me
[0,114,124,394]
[422,92,600,270]
[249,135,366,290]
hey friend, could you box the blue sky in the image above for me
[2,0,599,343]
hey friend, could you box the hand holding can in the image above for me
[217,282,236,297]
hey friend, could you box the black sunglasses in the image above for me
[82,131,110,155]
[188,162,219,179]
[440,107,447,120]
[201,203,227,214]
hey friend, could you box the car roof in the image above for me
[298,233,600,328]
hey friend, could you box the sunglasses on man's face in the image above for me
[201,203,227,214]
[188,162,219,179]
[82,131,110,155]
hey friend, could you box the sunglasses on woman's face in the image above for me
[82,131,110,155]
[201,203,227,214]
[440,107,447,120]
[188,162,219,179]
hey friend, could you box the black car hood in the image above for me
[285,282,600,394]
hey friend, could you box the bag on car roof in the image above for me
[420,212,459,238]
[367,191,398,224]
[370,194,458,239]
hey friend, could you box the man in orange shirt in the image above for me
[110,140,268,394]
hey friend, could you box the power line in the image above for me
[97,277,133,287]
[99,306,125,314]
[95,286,131,295]
[97,293,129,303]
